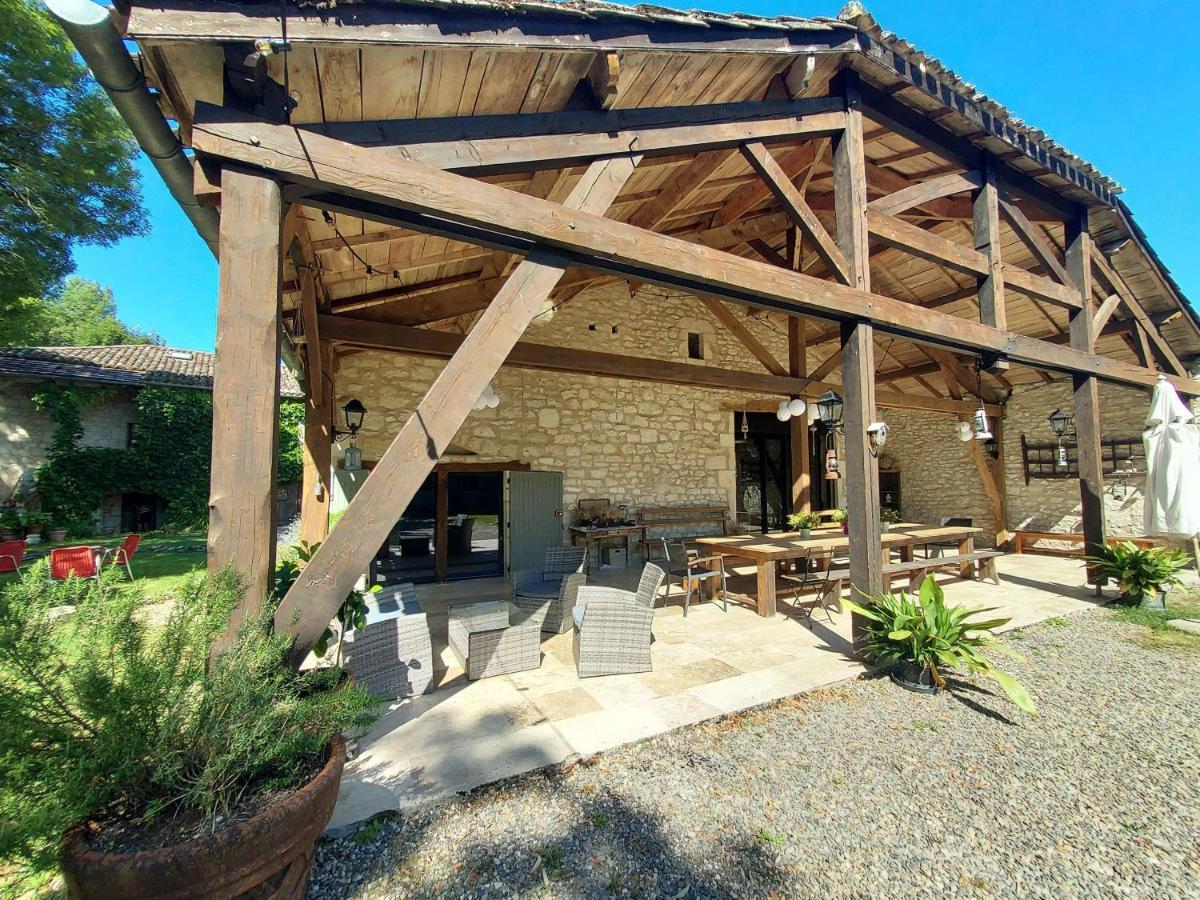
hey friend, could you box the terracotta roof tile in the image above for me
[0,345,304,399]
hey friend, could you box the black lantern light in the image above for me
[1047,408,1073,440]
[983,436,1000,460]
[815,389,844,428]
[334,398,367,442]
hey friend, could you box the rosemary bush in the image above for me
[0,562,376,882]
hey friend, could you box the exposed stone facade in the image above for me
[333,282,1174,551]
[0,380,139,498]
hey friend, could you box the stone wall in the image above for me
[1003,380,1153,538]
[335,283,817,533]
[0,379,139,501]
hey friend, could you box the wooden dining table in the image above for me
[694,524,984,617]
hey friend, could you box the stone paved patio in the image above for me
[329,553,1137,831]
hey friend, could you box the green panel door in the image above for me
[507,471,565,574]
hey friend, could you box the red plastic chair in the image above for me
[49,546,99,581]
[107,534,141,579]
[0,540,26,574]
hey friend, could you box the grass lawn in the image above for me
[1,532,207,599]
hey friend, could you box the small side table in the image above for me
[448,600,541,680]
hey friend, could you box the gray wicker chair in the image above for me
[341,582,434,699]
[512,571,586,634]
[571,562,666,677]
[448,600,542,680]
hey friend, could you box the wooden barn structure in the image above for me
[59,0,1200,656]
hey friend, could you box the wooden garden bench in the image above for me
[637,505,729,544]
[1012,531,1161,557]
[882,550,1004,592]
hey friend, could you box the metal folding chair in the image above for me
[780,547,844,627]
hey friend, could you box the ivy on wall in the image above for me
[32,385,304,536]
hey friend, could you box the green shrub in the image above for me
[786,511,821,530]
[0,562,377,886]
[845,576,1036,715]
[1084,541,1189,603]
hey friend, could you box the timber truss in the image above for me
[193,70,1198,658]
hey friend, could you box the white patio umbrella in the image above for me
[1143,375,1200,558]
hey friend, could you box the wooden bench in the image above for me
[1012,531,1161,557]
[882,550,1004,592]
[637,505,729,545]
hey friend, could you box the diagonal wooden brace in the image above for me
[273,156,638,661]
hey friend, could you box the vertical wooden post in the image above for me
[300,342,333,547]
[435,469,449,582]
[1066,207,1107,577]
[209,168,282,631]
[788,315,811,515]
[833,68,881,643]
[973,159,1006,330]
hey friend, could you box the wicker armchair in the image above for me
[571,563,665,677]
[448,600,541,680]
[342,583,434,699]
[512,571,586,633]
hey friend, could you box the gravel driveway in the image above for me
[308,608,1200,898]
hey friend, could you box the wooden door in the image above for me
[506,471,565,574]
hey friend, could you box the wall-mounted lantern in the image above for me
[815,389,844,429]
[983,436,1000,460]
[333,398,367,471]
[1047,408,1074,441]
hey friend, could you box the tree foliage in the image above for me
[32,385,305,536]
[0,0,146,314]
[0,277,159,346]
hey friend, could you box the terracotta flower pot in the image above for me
[60,735,345,900]
[49,529,67,542]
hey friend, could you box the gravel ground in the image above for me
[308,608,1200,899]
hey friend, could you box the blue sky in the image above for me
[72,0,1199,351]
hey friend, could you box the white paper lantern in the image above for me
[776,400,791,421]
[787,398,807,418]
[957,421,973,442]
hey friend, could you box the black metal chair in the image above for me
[659,538,727,616]
[925,517,972,559]
[780,548,844,627]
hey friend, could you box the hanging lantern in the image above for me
[972,405,993,441]
[815,389,843,427]
[740,410,750,439]
[1047,408,1073,439]
[824,447,840,479]
[1056,444,1069,468]
[983,436,999,459]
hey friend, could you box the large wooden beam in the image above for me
[1066,210,1107,571]
[740,140,850,283]
[834,72,881,642]
[972,161,1006,330]
[628,149,729,231]
[300,343,333,547]
[209,169,282,640]
[998,196,1071,287]
[1091,248,1187,375]
[300,98,845,174]
[274,157,638,660]
[319,314,1001,417]
[191,106,1200,396]
[868,170,982,216]
[717,139,822,225]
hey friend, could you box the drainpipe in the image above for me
[44,0,221,258]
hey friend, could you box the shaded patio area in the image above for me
[330,552,1123,831]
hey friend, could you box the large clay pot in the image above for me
[60,735,345,899]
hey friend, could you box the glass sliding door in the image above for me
[735,412,791,533]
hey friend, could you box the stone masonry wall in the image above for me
[1003,380,1153,538]
[0,380,139,499]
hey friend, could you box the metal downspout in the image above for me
[44,0,221,258]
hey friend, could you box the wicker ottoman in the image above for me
[448,600,541,680]
[342,583,434,699]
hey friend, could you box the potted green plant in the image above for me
[879,506,902,533]
[845,575,1037,715]
[0,506,21,541]
[0,563,378,898]
[786,511,821,538]
[831,508,848,535]
[47,523,68,543]
[22,512,49,544]
[1084,541,1189,609]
